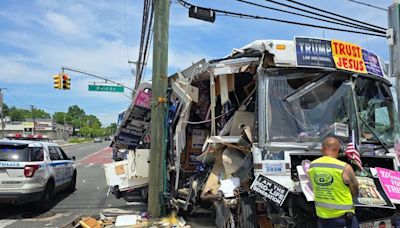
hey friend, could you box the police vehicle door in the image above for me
[48,146,65,187]
[56,147,73,184]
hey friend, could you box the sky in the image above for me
[0,0,393,126]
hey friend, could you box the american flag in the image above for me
[345,130,363,170]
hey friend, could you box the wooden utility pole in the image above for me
[0,89,4,138]
[389,1,400,114]
[148,0,170,217]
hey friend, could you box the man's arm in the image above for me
[343,164,359,198]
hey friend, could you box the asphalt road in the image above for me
[0,141,146,228]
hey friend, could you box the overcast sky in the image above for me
[0,0,392,125]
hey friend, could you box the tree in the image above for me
[9,107,30,121]
[2,103,9,117]
[31,108,51,119]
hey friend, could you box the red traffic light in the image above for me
[62,74,69,80]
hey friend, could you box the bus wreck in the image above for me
[165,37,400,227]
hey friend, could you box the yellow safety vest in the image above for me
[309,156,355,219]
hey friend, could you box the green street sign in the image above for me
[88,85,124,93]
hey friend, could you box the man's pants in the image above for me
[317,216,359,228]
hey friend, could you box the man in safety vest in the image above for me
[309,137,359,228]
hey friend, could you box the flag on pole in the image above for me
[345,130,363,170]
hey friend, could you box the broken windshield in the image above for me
[267,71,352,143]
[355,76,400,146]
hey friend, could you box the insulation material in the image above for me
[222,148,245,178]
[171,79,199,103]
[215,74,235,96]
[229,111,255,136]
[219,74,230,105]
[201,150,225,196]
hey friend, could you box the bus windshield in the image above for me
[267,71,352,143]
[355,76,400,146]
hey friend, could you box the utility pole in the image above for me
[30,105,35,135]
[0,89,5,138]
[128,60,141,90]
[148,0,170,218]
[389,1,400,113]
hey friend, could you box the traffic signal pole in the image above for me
[148,0,170,217]
[388,1,400,114]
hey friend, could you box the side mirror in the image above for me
[71,156,76,161]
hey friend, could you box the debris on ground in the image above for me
[64,211,193,228]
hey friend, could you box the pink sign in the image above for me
[376,167,400,203]
[134,91,151,109]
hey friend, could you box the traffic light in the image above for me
[62,74,70,90]
[53,74,61,89]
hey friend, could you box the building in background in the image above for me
[3,118,73,140]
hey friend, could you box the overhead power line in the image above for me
[346,0,387,12]
[235,0,384,34]
[177,0,385,37]
[258,0,386,33]
[283,0,386,31]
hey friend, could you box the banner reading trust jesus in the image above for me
[331,39,367,74]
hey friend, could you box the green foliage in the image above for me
[5,103,116,138]
[68,138,92,143]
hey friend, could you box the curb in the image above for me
[60,141,92,148]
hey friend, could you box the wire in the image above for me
[177,0,385,37]
[283,0,386,31]
[234,0,385,34]
[258,0,386,33]
[346,0,387,12]
[4,90,29,108]
[123,0,130,62]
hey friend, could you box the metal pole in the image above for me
[389,1,400,114]
[148,0,169,218]
[0,89,4,138]
[30,105,35,135]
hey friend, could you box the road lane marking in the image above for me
[126,202,146,206]
[0,219,17,228]
[84,163,94,168]
[78,147,109,162]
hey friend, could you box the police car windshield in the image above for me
[268,71,352,143]
[0,145,44,162]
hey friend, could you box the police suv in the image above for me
[0,139,76,210]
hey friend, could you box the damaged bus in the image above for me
[165,37,400,227]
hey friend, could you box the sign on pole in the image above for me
[88,85,124,93]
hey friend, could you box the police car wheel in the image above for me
[66,172,77,193]
[35,182,54,211]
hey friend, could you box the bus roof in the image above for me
[229,37,388,78]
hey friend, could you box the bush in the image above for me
[68,138,91,143]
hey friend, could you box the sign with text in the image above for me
[331,40,367,74]
[362,49,383,77]
[250,173,289,206]
[114,82,152,149]
[88,85,124,93]
[376,167,400,204]
[295,37,335,68]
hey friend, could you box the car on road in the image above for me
[94,137,103,143]
[0,139,77,211]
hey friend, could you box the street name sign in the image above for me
[88,85,124,93]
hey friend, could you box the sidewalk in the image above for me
[53,140,92,147]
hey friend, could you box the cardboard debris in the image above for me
[79,217,102,228]
[115,215,138,227]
